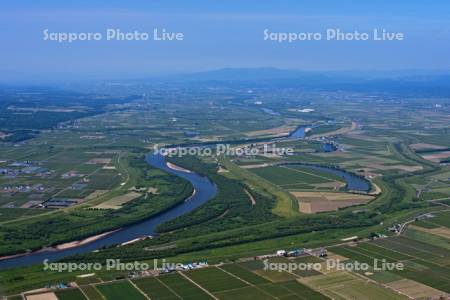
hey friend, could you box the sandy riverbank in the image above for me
[166,162,192,173]
[185,189,197,202]
[55,229,120,250]
[0,229,120,261]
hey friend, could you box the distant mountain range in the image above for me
[21,68,449,97]
[181,67,450,81]
[170,67,450,96]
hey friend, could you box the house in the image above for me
[318,248,327,257]
[287,249,305,257]
[387,224,402,233]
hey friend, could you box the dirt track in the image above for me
[309,121,357,139]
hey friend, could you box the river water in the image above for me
[286,164,370,192]
[0,153,217,270]
[0,125,368,269]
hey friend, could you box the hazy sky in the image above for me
[1,0,450,81]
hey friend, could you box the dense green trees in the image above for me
[157,157,278,233]
[0,154,192,256]
[63,155,381,264]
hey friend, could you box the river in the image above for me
[286,164,371,192]
[0,126,366,269]
[0,153,217,270]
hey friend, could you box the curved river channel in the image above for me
[0,132,370,269]
[0,153,217,270]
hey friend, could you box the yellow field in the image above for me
[93,192,142,209]
[25,292,58,300]
[290,192,373,213]
[244,125,296,137]
[387,279,447,299]
[300,271,407,300]
[85,190,108,200]
[87,158,112,164]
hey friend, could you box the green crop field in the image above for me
[403,227,450,250]
[278,281,330,300]
[374,236,450,263]
[96,281,147,300]
[79,285,104,300]
[219,264,269,285]
[214,286,274,300]
[133,277,180,299]
[185,267,248,293]
[256,283,299,298]
[220,264,269,284]
[253,269,297,282]
[331,236,450,293]
[1,67,450,300]
[55,288,88,300]
[249,165,340,187]
[157,273,213,300]
[425,211,450,227]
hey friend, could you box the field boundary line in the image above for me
[335,245,377,261]
[78,286,93,300]
[281,165,341,182]
[347,271,415,300]
[384,238,444,258]
[92,284,106,300]
[177,271,219,300]
[216,266,252,285]
[356,243,412,262]
[373,240,450,278]
[128,279,151,300]
[260,282,298,299]
[154,276,183,299]
[217,266,279,299]
[282,279,326,300]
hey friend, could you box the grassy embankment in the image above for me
[218,156,299,218]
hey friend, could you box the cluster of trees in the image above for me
[376,143,438,213]
[157,156,277,234]
[0,89,141,141]
[1,130,37,142]
[2,141,435,263]
[65,155,381,263]
[0,154,192,256]
[0,111,91,130]
[66,210,380,263]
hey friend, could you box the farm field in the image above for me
[249,165,344,191]
[133,276,182,299]
[0,148,123,210]
[54,288,88,300]
[329,234,450,297]
[184,266,248,292]
[117,267,329,300]
[290,191,374,213]
[21,262,365,300]
[1,71,450,300]
[24,292,58,300]
[411,211,450,228]
[92,191,142,209]
[156,272,213,300]
[78,285,103,300]
[95,280,147,300]
[300,271,407,300]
